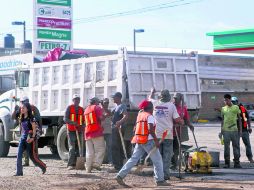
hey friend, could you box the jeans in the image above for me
[16,134,46,175]
[172,136,179,168]
[86,136,105,171]
[104,134,112,163]
[112,127,125,170]
[67,131,82,167]
[159,139,173,178]
[118,140,164,182]
[223,131,240,164]
[241,131,253,160]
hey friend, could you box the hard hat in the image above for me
[231,96,238,102]
[72,94,80,99]
[20,96,29,103]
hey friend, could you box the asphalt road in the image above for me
[0,123,254,190]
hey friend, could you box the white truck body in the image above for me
[29,49,200,116]
[0,48,200,159]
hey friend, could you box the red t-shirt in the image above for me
[85,105,104,140]
[173,105,189,137]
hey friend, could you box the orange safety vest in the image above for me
[131,111,151,144]
[67,105,84,131]
[84,105,101,133]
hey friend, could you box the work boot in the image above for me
[115,175,127,186]
[67,166,75,170]
[92,164,101,171]
[234,163,242,168]
[223,160,230,168]
[42,167,46,174]
[156,180,170,186]
[23,163,29,167]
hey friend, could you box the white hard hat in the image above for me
[72,94,80,99]
[20,96,29,102]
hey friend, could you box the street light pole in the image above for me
[133,29,145,54]
[23,21,26,46]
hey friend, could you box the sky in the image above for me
[0,0,253,50]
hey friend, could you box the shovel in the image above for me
[75,129,85,170]
[119,127,128,164]
[135,130,168,173]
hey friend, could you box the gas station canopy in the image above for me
[207,28,254,54]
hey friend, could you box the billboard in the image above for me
[33,0,72,56]
[37,0,71,6]
[37,17,72,29]
[36,5,71,19]
[37,41,71,51]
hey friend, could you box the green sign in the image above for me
[37,29,71,40]
[37,0,71,6]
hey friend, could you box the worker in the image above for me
[111,92,128,171]
[84,97,106,173]
[221,94,242,168]
[171,92,194,170]
[14,102,46,176]
[115,100,169,187]
[12,96,41,167]
[149,88,183,180]
[64,94,85,170]
[231,96,254,163]
[101,98,113,165]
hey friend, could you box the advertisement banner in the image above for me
[37,0,71,6]
[36,5,71,19]
[37,41,71,51]
[37,17,72,29]
[37,29,71,40]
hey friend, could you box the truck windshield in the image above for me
[18,71,29,87]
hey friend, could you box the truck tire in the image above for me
[57,126,69,161]
[0,123,10,157]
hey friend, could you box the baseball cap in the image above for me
[20,96,29,103]
[72,94,80,99]
[173,92,183,100]
[111,92,122,98]
[90,97,100,104]
[160,89,170,102]
[102,98,109,103]
[138,100,152,110]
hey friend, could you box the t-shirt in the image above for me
[20,116,36,136]
[151,99,180,139]
[147,115,155,140]
[239,105,249,131]
[173,105,189,137]
[221,105,241,132]
[111,104,127,127]
[102,109,112,134]
[85,105,104,140]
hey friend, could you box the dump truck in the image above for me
[0,48,201,160]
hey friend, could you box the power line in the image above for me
[73,0,204,24]
[0,0,204,36]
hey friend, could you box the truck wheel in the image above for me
[57,126,69,161]
[0,123,10,157]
